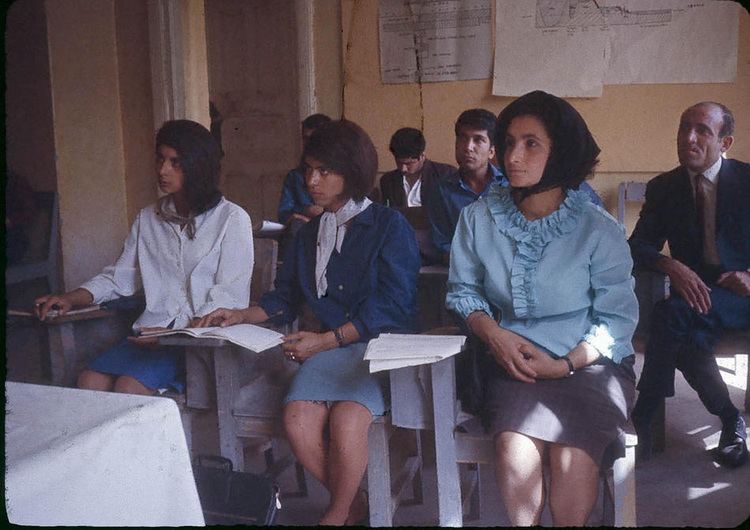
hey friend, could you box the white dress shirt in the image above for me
[80,197,254,330]
[688,156,722,265]
[402,176,422,207]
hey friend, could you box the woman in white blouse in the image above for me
[34,120,254,395]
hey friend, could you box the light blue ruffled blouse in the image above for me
[446,184,638,363]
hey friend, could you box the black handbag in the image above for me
[192,454,281,526]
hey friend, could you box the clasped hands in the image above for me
[485,327,570,383]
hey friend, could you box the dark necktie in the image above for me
[695,174,706,239]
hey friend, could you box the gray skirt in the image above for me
[484,355,636,465]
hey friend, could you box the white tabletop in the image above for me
[5,382,205,526]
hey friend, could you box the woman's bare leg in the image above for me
[283,401,330,487]
[77,369,116,391]
[321,401,372,526]
[495,431,546,526]
[548,443,599,526]
[113,375,157,395]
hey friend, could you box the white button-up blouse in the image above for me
[80,197,254,331]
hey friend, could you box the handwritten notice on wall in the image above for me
[379,0,493,84]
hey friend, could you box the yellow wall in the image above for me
[46,0,134,289]
[340,1,750,233]
[115,0,158,224]
[314,0,344,119]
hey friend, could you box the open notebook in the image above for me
[140,324,284,353]
[364,333,467,373]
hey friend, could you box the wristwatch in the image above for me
[563,356,575,377]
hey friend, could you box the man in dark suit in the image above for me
[630,101,750,467]
[379,127,456,208]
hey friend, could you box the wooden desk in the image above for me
[5,382,204,526]
[40,308,118,386]
[389,358,463,526]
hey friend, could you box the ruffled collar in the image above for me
[484,184,591,318]
[486,184,590,244]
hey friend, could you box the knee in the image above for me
[651,296,693,330]
[77,370,113,391]
[113,375,154,395]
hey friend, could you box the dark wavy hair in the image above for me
[495,91,600,198]
[302,119,378,202]
[155,119,223,215]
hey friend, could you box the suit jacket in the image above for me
[379,159,457,208]
[629,158,750,281]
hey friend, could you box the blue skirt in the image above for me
[284,343,388,416]
[87,339,185,393]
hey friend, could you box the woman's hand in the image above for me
[282,331,336,363]
[194,308,247,328]
[523,348,569,379]
[484,326,542,383]
[33,294,73,320]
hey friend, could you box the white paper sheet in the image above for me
[379,0,493,84]
[365,333,467,372]
[493,0,739,97]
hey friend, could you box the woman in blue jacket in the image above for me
[200,119,420,525]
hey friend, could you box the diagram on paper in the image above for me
[492,0,739,97]
[535,0,672,29]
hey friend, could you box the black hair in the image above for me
[455,108,497,147]
[389,127,426,159]
[303,119,378,202]
[301,113,332,131]
[495,90,600,198]
[155,119,223,215]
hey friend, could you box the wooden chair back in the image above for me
[250,238,278,304]
[617,181,647,225]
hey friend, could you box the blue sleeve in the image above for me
[351,213,420,338]
[424,184,454,254]
[445,206,494,320]
[580,181,603,207]
[258,233,304,324]
[582,223,638,363]
[277,170,314,224]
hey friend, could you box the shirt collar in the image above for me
[686,156,722,184]
[458,163,507,194]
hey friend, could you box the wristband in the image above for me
[563,356,575,377]
[334,327,345,347]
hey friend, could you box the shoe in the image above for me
[716,414,748,468]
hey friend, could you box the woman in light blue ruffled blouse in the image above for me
[446,91,638,526]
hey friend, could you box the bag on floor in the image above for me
[192,454,281,525]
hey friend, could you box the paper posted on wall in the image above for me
[365,333,467,373]
[139,324,284,353]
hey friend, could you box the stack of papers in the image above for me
[139,324,284,353]
[365,333,467,373]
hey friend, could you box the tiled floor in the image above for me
[5,280,749,526]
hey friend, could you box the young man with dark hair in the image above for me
[379,127,456,208]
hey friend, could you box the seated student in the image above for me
[34,120,253,396]
[446,91,637,526]
[423,108,505,265]
[277,113,331,226]
[198,119,420,525]
[379,127,456,208]
[426,108,604,266]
